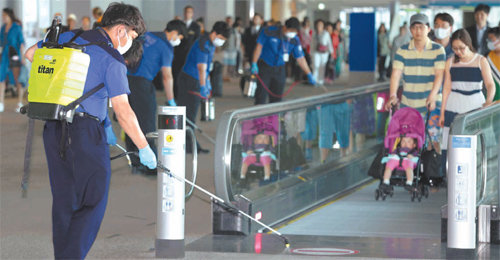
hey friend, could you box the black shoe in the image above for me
[404,184,417,192]
[379,183,393,193]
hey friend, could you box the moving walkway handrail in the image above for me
[214,81,391,203]
[475,131,487,205]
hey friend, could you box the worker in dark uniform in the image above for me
[24,3,156,259]
[242,13,264,65]
[172,5,201,99]
[125,20,187,174]
[177,21,230,154]
[251,17,316,104]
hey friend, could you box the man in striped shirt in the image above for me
[386,13,446,151]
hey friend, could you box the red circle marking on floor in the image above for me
[291,247,360,256]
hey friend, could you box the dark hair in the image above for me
[184,5,194,12]
[314,19,325,31]
[302,16,309,27]
[450,29,475,63]
[92,7,103,17]
[101,2,146,36]
[487,27,500,38]
[434,12,454,26]
[123,38,143,71]
[378,23,387,34]
[285,17,300,31]
[165,20,187,37]
[2,8,21,25]
[233,17,242,28]
[211,21,230,38]
[474,3,490,14]
[253,13,263,20]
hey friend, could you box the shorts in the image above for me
[386,158,417,171]
[319,103,351,149]
[301,108,319,141]
[243,154,273,166]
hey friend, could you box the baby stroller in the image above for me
[373,107,430,202]
[239,115,279,183]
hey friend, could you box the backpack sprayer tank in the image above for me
[26,16,90,121]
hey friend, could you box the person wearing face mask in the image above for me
[124,20,187,174]
[251,17,317,105]
[433,13,454,59]
[466,4,491,56]
[24,3,155,259]
[177,21,230,154]
[486,27,500,101]
[242,13,264,66]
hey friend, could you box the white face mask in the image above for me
[117,30,132,55]
[487,39,499,51]
[434,28,450,40]
[213,37,225,47]
[169,37,181,47]
[285,32,297,39]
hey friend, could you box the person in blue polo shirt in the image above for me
[125,20,187,174]
[251,17,316,104]
[24,3,156,259]
[177,21,230,154]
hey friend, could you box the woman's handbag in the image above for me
[9,46,21,68]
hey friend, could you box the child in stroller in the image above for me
[239,115,279,181]
[379,136,419,192]
[375,107,428,201]
[240,132,276,181]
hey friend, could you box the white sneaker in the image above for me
[0,102,4,112]
[16,102,23,113]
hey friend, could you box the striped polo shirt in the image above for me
[393,39,446,113]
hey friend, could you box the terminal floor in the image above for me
[1,71,353,259]
[187,182,499,259]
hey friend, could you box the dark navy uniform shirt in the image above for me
[37,29,130,122]
[256,26,304,67]
[182,33,215,81]
[129,32,173,81]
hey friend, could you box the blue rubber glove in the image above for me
[251,62,258,75]
[139,144,157,169]
[104,125,117,146]
[206,79,212,91]
[307,73,317,86]
[167,99,177,106]
[200,85,210,98]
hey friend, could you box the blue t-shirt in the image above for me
[182,34,215,81]
[37,29,130,122]
[130,32,173,81]
[256,26,304,67]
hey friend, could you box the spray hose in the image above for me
[156,162,290,249]
[254,73,301,99]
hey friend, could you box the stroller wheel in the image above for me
[424,187,429,198]
[411,192,416,202]
[382,194,386,201]
[389,191,394,197]
[375,190,380,201]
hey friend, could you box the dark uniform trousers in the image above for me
[255,59,286,105]
[125,75,158,166]
[176,71,201,125]
[43,116,110,259]
[176,71,201,151]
